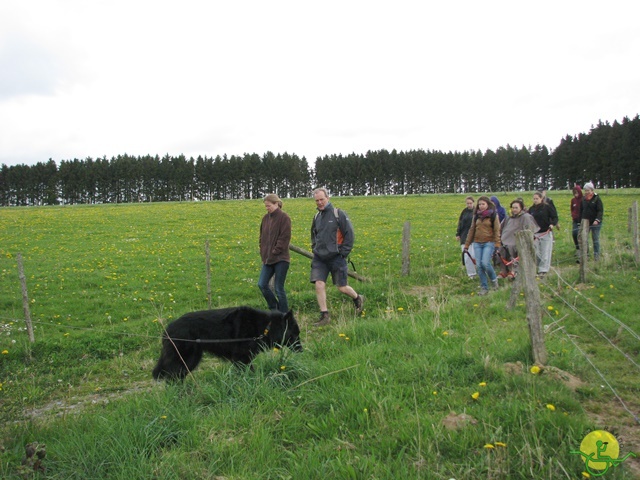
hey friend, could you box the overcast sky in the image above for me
[1,1,639,167]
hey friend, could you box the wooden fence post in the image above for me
[578,219,590,283]
[506,268,522,310]
[205,239,212,309]
[515,231,547,365]
[16,253,35,343]
[632,201,639,264]
[402,221,410,276]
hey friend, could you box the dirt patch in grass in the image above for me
[17,382,154,423]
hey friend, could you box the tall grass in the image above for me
[1,191,639,479]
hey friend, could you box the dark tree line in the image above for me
[1,115,638,206]
[0,152,311,206]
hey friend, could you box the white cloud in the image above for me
[1,0,639,166]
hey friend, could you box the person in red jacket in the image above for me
[570,184,583,261]
[258,193,291,312]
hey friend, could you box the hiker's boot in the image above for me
[491,279,499,290]
[354,295,365,316]
[314,311,330,327]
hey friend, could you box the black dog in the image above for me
[152,307,302,380]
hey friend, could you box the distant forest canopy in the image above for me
[1,114,639,206]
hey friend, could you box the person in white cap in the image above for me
[580,182,604,261]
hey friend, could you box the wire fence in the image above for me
[541,267,640,424]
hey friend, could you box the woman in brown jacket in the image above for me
[258,193,292,312]
[464,196,501,295]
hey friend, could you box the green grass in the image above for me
[1,191,639,479]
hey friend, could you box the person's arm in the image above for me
[338,210,354,257]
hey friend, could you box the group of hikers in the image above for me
[456,184,604,295]
[258,188,364,327]
[256,185,604,322]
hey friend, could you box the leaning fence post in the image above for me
[506,268,523,310]
[632,201,639,264]
[205,239,212,309]
[16,253,35,343]
[578,219,590,282]
[515,231,547,365]
[402,221,410,276]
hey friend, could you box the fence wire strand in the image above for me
[551,266,640,342]
[559,326,640,425]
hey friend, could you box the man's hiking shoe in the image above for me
[354,295,365,316]
[314,311,330,327]
[491,279,499,290]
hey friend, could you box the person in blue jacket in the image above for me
[310,188,364,326]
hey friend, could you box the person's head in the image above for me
[313,188,330,211]
[533,191,544,205]
[510,199,524,216]
[573,184,582,197]
[465,196,474,209]
[264,193,282,213]
[583,182,595,194]
[476,195,493,212]
[490,195,502,208]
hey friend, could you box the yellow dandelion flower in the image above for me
[442,331,449,336]
[1,350,8,355]
[160,415,167,420]
[599,294,604,299]
[546,404,556,411]
[609,284,614,289]
[547,305,554,311]
[582,471,591,478]
[473,303,479,307]
[478,382,487,387]
[280,365,286,371]
[484,444,495,449]
[64,333,70,337]
[530,366,541,375]
[273,347,280,352]
[397,307,404,311]
[471,392,480,400]
[339,333,346,337]
[495,442,507,447]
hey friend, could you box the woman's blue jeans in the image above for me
[472,242,497,290]
[589,222,602,259]
[258,261,290,312]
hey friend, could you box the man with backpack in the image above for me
[310,188,364,326]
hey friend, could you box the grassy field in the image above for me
[1,191,639,479]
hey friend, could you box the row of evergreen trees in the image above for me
[1,115,638,206]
